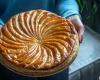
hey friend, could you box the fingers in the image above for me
[77,26,85,43]
[0,25,3,30]
[67,15,85,44]
[79,35,83,43]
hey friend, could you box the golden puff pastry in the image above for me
[0,10,79,77]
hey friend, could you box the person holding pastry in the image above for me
[0,0,84,80]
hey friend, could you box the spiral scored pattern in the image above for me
[0,10,79,70]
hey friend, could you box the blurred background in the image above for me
[78,0,100,34]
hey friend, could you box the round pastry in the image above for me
[0,10,79,77]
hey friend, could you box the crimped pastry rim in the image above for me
[0,46,79,77]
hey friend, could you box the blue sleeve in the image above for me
[0,18,4,25]
[56,0,79,18]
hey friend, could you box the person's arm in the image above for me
[56,0,85,43]
[0,0,7,29]
[0,18,4,25]
[56,0,79,18]
[0,18,4,30]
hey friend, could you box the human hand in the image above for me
[0,24,3,30]
[67,15,85,43]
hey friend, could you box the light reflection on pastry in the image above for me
[0,10,79,76]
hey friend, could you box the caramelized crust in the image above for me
[0,10,79,70]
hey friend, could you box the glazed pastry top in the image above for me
[0,10,79,70]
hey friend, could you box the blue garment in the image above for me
[0,18,4,25]
[0,0,79,24]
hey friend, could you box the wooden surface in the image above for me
[69,26,100,74]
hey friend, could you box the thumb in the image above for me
[0,25,3,30]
